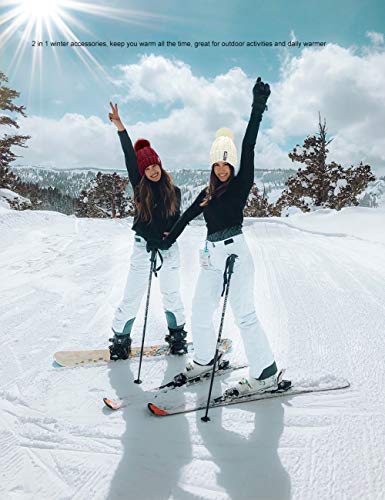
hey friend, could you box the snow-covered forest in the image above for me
[8,165,296,212]
[9,164,385,214]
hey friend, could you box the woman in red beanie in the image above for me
[107,102,187,360]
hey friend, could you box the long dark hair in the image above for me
[134,168,178,223]
[200,165,235,207]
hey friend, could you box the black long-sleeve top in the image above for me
[166,107,264,243]
[118,129,181,242]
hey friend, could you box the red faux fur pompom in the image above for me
[134,138,150,152]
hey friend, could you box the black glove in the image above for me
[146,240,159,253]
[158,237,172,251]
[146,238,172,253]
[252,77,271,112]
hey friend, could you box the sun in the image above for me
[0,0,166,82]
[19,0,61,20]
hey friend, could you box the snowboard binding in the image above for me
[165,327,188,355]
[109,333,132,361]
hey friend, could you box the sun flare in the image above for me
[0,0,165,83]
[20,0,61,20]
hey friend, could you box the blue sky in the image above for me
[1,0,385,173]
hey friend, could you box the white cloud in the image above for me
[268,43,385,174]
[112,55,260,169]
[366,31,384,46]
[116,55,251,111]
[17,48,385,175]
[18,114,122,170]
[19,57,280,171]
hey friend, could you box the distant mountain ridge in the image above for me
[11,165,295,209]
[11,165,384,209]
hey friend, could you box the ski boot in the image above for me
[224,361,278,398]
[109,333,132,361]
[183,352,227,380]
[165,327,188,355]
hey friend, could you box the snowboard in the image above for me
[53,338,232,367]
[147,377,351,417]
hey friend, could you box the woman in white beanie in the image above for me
[159,77,278,396]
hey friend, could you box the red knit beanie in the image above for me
[134,139,162,177]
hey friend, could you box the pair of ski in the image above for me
[54,340,350,417]
[103,363,350,417]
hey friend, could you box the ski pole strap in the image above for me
[155,250,163,274]
[221,253,238,296]
[150,249,163,277]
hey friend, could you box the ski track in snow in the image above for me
[0,209,385,499]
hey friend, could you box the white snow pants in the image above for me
[112,236,185,335]
[192,233,274,378]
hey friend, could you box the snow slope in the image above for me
[0,207,384,500]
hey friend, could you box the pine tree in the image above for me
[0,71,30,188]
[75,172,134,218]
[277,114,375,211]
[244,183,277,217]
[328,162,375,209]
[76,188,108,218]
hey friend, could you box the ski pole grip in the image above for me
[221,254,238,297]
[226,254,238,275]
[150,248,161,277]
[150,248,157,263]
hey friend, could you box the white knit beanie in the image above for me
[209,128,238,175]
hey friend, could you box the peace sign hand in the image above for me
[108,102,125,130]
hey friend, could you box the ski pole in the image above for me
[201,253,238,422]
[134,249,158,384]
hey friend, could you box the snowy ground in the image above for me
[1,206,385,500]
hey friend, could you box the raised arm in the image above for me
[109,102,141,188]
[235,78,271,200]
